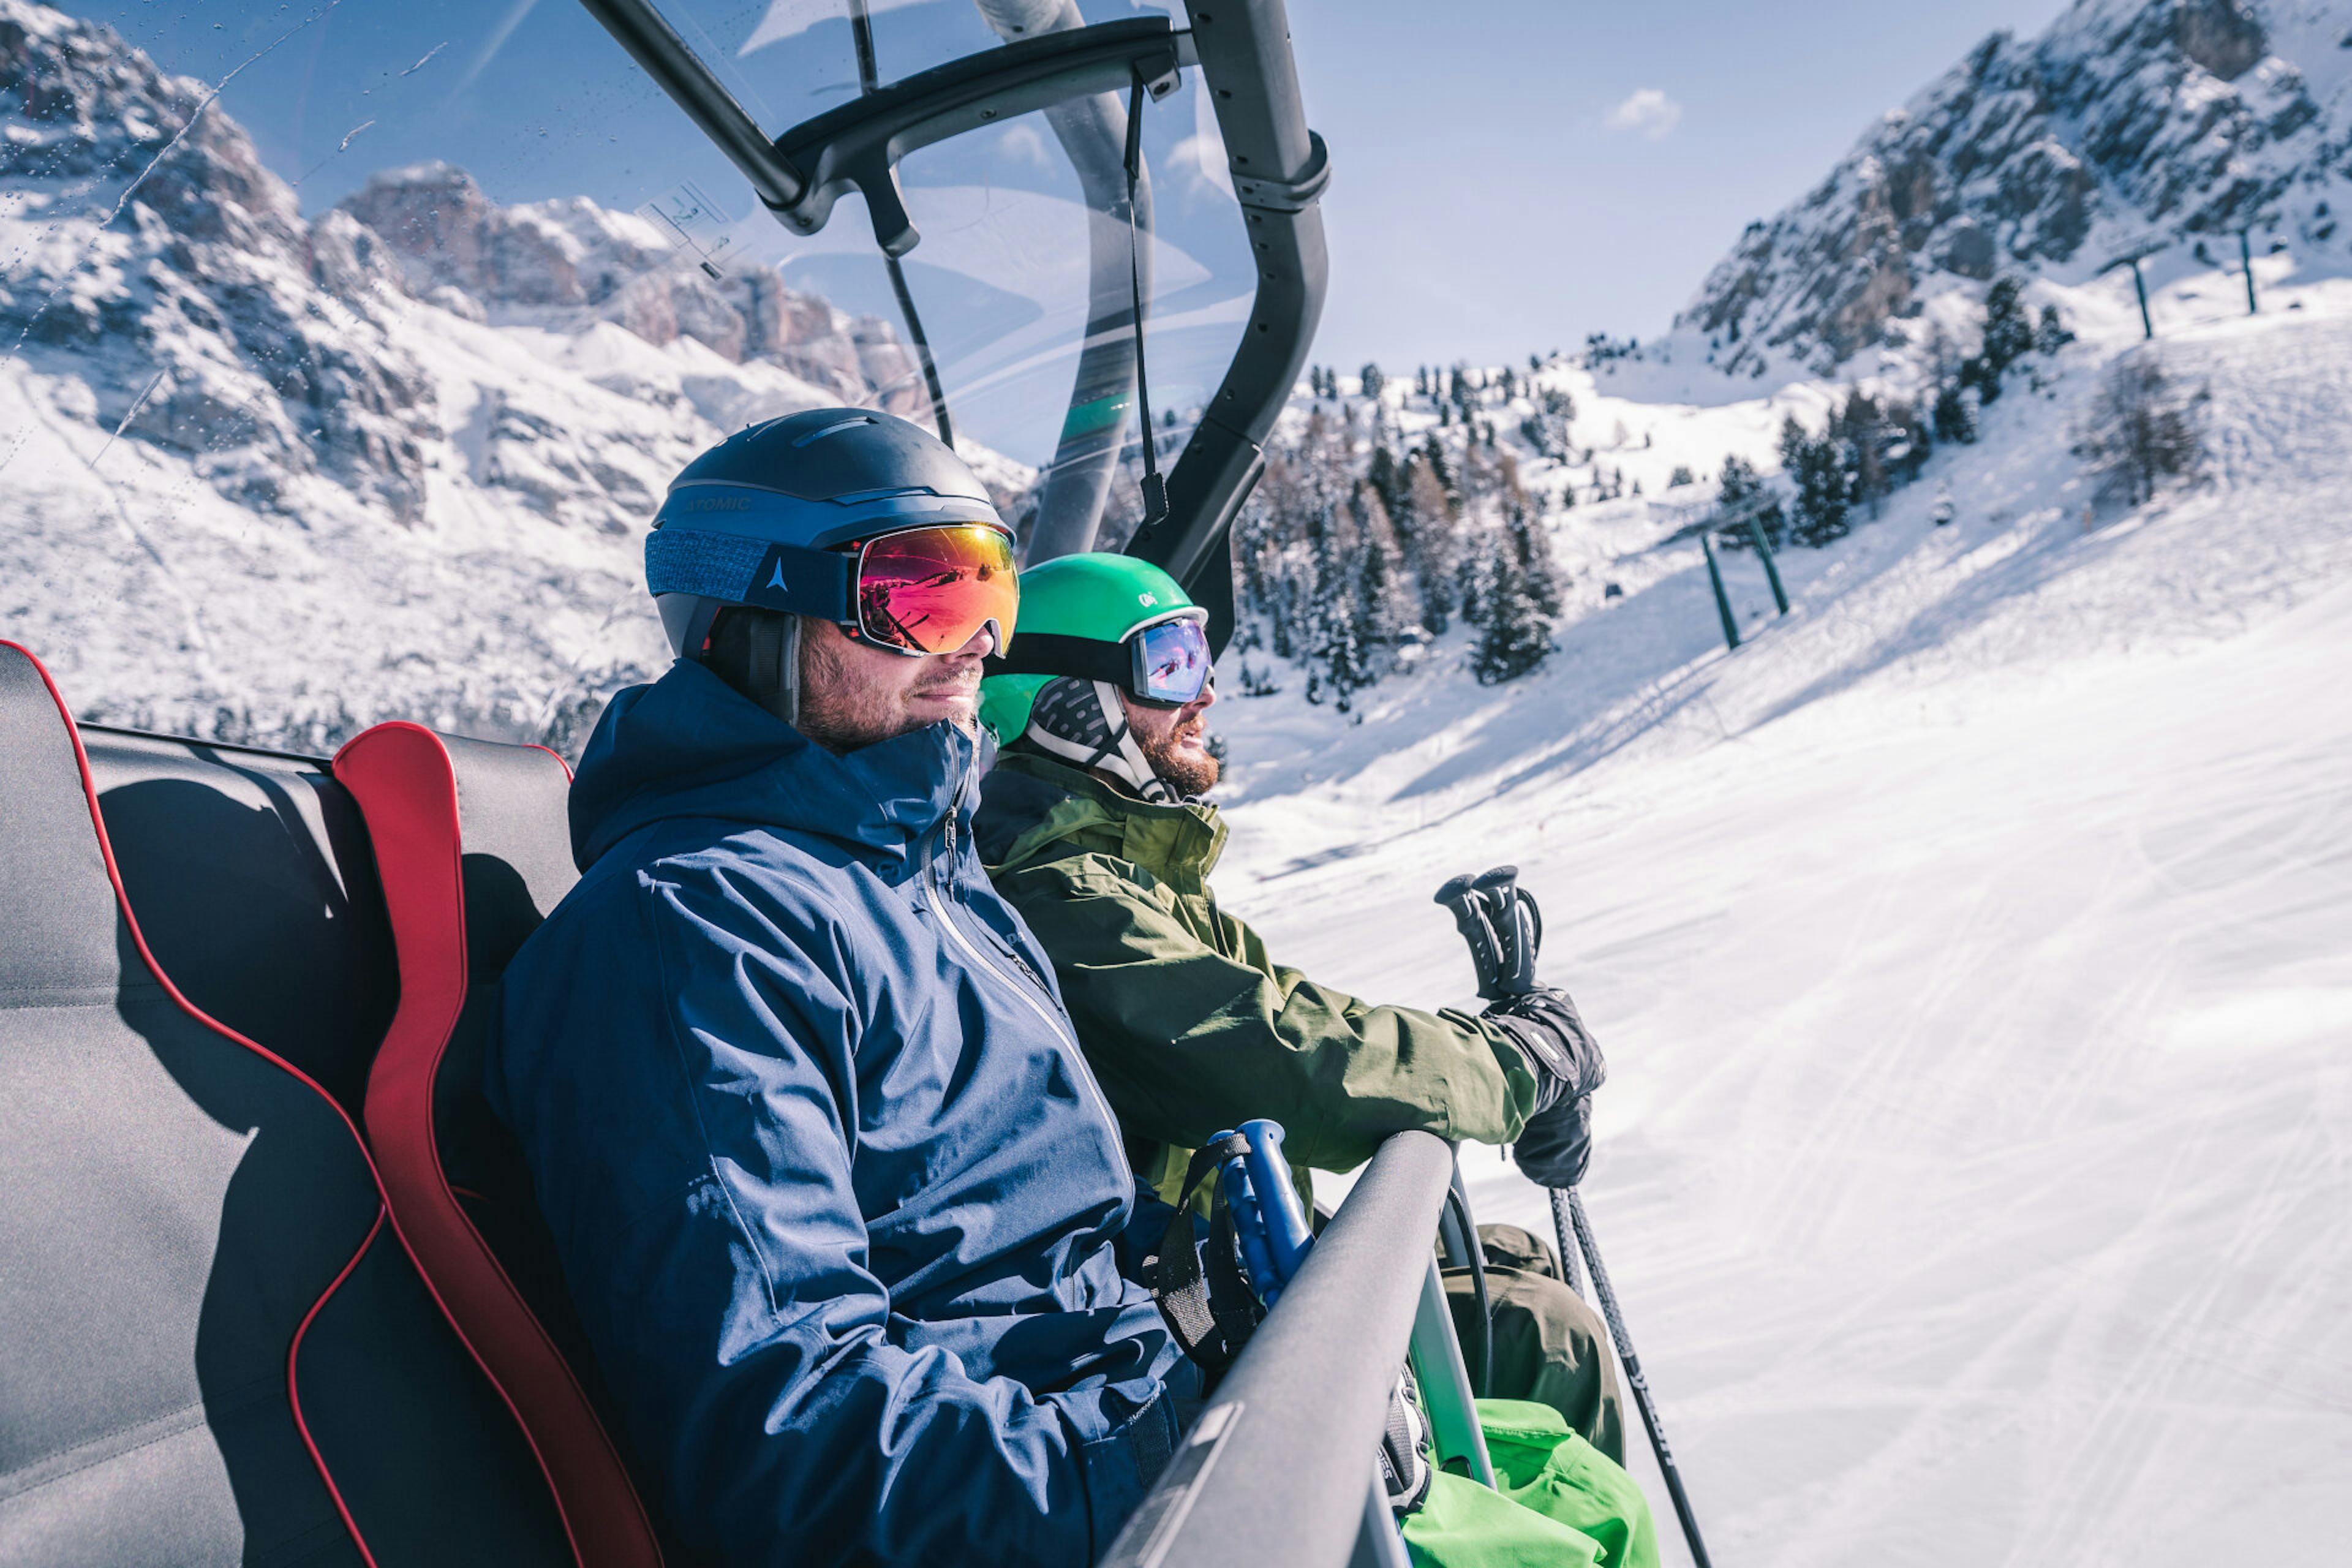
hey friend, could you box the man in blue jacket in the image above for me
[488,410,1186,1567]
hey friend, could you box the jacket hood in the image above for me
[570,658,989,874]
[977,746,1224,890]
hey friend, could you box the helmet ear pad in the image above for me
[704,607,805,729]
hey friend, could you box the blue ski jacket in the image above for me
[487,661,1185,1567]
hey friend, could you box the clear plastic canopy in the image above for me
[658,1,1178,138]
[644,0,1254,549]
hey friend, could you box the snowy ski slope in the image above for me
[1213,295,2352,1564]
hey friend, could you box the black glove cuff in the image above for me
[1491,1013,1573,1115]
[1484,987,1603,1114]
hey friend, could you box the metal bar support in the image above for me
[1410,1257,1496,1488]
[1743,514,1790,615]
[1700,532,1741,650]
[574,0,805,209]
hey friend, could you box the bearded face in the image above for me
[1122,685,1220,796]
[796,616,986,751]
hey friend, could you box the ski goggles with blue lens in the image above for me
[1131,616,1213,706]
[987,611,1213,707]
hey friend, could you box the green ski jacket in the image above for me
[975,748,1542,1203]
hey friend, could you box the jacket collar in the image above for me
[570,659,986,879]
[978,747,1224,891]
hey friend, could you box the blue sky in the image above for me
[1286,0,2077,368]
[73,0,2076,369]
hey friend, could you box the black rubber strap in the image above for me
[984,631,1131,686]
[1123,74,1167,527]
[1142,1133,1260,1387]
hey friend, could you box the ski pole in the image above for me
[1430,868,1719,1564]
[1554,1186,1716,1568]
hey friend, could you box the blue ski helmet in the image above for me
[646,407,1011,661]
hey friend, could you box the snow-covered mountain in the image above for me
[1679,0,2352,379]
[337,162,931,425]
[0,0,1003,748]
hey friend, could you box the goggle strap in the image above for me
[986,631,1134,686]
[737,541,859,623]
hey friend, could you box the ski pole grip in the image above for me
[1434,875,1506,998]
[1212,1131,1284,1305]
[1238,1119,1313,1284]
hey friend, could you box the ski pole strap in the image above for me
[1143,1133,1263,1389]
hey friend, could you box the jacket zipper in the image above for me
[925,809,1135,1192]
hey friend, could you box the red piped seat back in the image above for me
[0,642,571,1566]
[334,722,663,1568]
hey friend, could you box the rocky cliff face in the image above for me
[1,3,436,522]
[1681,0,2352,376]
[0,2,923,535]
[0,0,989,749]
[337,164,926,417]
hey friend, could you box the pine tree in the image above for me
[1931,383,1977,445]
[2072,353,2206,506]
[2035,304,2074,356]
[1714,452,1784,548]
[1667,464,1695,488]
[1366,442,1402,517]
[1306,496,1373,712]
[1781,415,1852,547]
[1834,388,1891,518]
[1960,352,2001,406]
[1360,361,1385,401]
[1981,276,2034,379]
[1402,457,1457,633]
[1501,498,1563,620]
[1351,483,1412,656]
[1884,396,1930,484]
[1472,543,1554,685]
[1421,435,1458,502]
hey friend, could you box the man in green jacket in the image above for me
[973,552,1623,1461]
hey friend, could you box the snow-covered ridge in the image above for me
[1677,0,2352,380]
[336,162,929,420]
[0,0,1017,751]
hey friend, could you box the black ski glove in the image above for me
[1485,987,1606,1190]
[1515,1092,1595,1191]
[1484,987,1604,1113]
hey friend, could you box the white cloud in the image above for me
[999,123,1049,167]
[1173,79,1234,198]
[1605,88,1683,141]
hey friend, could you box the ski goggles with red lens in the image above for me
[987,611,1214,707]
[846,523,1020,656]
[686,519,1019,656]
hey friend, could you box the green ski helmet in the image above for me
[978,552,1211,744]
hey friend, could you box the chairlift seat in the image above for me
[333,722,665,1568]
[0,641,573,1566]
